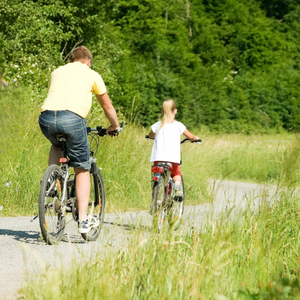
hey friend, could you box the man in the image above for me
[39,46,119,233]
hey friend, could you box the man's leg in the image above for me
[74,167,90,221]
[48,145,63,165]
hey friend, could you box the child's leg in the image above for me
[171,163,182,197]
[173,175,181,183]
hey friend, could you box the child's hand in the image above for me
[191,136,200,142]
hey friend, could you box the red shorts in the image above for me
[154,161,181,178]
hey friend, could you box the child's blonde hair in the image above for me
[159,99,177,130]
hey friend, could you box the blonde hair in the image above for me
[159,99,177,130]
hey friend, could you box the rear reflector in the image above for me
[59,158,67,163]
[153,176,158,181]
[152,166,164,173]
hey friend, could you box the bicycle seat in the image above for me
[55,134,68,142]
[157,162,172,167]
[156,162,173,171]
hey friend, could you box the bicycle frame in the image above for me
[56,122,124,213]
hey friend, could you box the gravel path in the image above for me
[0,180,275,299]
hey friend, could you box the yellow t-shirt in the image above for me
[41,62,107,118]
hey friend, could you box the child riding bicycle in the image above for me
[148,99,199,198]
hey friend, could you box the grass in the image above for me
[20,185,300,299]
[3,86,300,298]
[1,86,300,216]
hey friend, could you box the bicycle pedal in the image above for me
[174,196,183,202]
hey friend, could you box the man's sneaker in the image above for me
[78,214,100,233]
[174,182,183,198]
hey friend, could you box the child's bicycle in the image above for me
[146,136,202,231]
[38,123,123,245]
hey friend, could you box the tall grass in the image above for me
[0,86,299,216]
[21,187,300,299]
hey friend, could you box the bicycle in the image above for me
[146,136,202,232]
[38,123,123,245]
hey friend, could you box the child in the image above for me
[148,99,199,197]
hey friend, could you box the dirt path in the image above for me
[0,180,275,299]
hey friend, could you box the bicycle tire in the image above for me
[81,169,105,241]
[39,164,66,245]
[152,175,167,232]
[169,175,185,229]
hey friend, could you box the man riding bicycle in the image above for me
[39,46,119,233]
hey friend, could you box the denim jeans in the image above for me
[39,110,90,170]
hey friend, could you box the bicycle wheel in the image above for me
[152,175,167,232]
[81,169,105,241]
[169,176,185,229]
[39,164,66,245]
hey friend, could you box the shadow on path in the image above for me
[0,228,87,245]
[104,221,152,232]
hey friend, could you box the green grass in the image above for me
[3,86,300,298]
[20,187,300,299]
[1,86,300,216]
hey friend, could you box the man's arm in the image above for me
[96,93,119,133]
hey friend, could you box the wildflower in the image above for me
[5,181,11,187]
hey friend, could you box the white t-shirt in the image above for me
[150,121,186,163]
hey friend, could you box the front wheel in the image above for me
[39,164,66,245]
[81,169,105,241]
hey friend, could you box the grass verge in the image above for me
[20,184,300,299]
[0,86,299,216]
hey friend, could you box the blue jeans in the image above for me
[39,110,90,170]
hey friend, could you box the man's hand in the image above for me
[106,125,120,136]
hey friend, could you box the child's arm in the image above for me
[183,129,199,142]
[148,130,155,139]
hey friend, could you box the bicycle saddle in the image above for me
[156,162,173,170]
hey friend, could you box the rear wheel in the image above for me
[39,164,66,245]
[152,175,167,232]
[81,169,105,241]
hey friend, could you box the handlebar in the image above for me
[180,138,202,144]
[145,135,201,144]
[87,122,124,136]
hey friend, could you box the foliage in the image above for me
[1,0,300,132]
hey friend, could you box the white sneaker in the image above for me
[78,214,99,233]
[174,182,182,197]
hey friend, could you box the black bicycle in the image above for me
[38,123,123,245]
[146,136,202,231]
